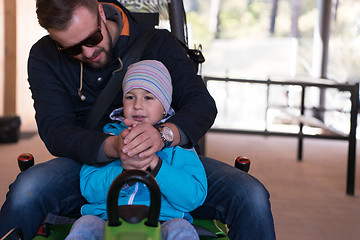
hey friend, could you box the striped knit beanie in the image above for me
[123,60,172,112]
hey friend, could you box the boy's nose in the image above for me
[134,99,143,109]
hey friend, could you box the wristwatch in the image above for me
[156,126,174,148]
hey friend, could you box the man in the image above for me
[0,0,276,239]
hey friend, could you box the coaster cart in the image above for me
[1,154,250,240]
[1,0,251,239]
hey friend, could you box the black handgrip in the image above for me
[235,156,250,172]
[17,153,34,172]
[107,170,161,227]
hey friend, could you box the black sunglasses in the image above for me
[56,11,103,56]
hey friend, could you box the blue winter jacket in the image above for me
[80,122,207,222]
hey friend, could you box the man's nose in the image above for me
[81,46,96,58]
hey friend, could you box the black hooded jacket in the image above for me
[27,3,217,165]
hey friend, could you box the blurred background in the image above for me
[2,0,360,134]
[1,0,360,239]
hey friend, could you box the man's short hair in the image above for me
[36,0,99,30]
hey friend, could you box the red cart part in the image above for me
[235,156,251,172]
[17,153,34,172]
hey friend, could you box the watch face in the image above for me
[163,127,174,142]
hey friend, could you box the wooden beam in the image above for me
[4,0,17,115]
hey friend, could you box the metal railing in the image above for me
[204,76,359,195]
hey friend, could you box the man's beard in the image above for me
[82,22,114,69]
[82,45,113,69]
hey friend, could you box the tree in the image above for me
[209,0,222,38]
[290,0,301,38]
[269,0,279,35]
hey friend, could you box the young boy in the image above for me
[66,60,207,240]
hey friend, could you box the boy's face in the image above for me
[123,88,166,125]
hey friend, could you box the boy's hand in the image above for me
[120,153,153,170]
[148,154,160,170]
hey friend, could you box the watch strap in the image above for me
[156,126,173,148]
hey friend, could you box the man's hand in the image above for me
[103,118,180,168]
[121,119,163,159]
[103,131,154,170]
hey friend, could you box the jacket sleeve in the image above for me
[80,160,124,204]
[80,122,127,219]
[143,30,217,146]
[155,147,207,212]
[80,160,124,220]
[27,37,110,165]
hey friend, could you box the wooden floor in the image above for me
[205,132,360,240]
[1,130,360,240]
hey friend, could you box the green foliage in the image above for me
[328,1,360,82]
[185,0,324,39]
[218,0,270,38]
[184,0,360,82]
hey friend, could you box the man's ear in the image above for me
[98,4,106,23]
